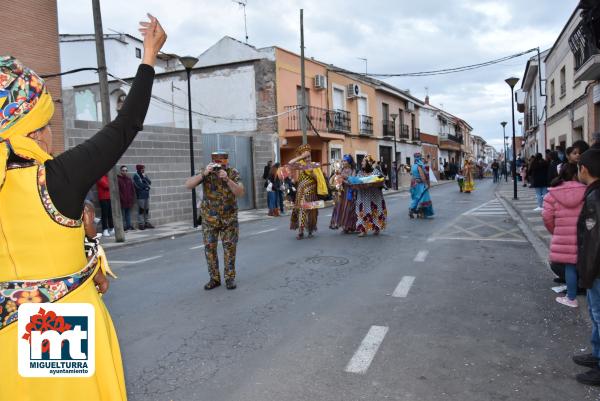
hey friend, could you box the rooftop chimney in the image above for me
[425,95,430,105]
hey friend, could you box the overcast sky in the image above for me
[57,0,578,149]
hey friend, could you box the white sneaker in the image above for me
[109,228,115,236]
[533,207,543,212]
[102,229,110,237]
[556,295,578,308]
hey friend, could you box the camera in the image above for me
[212,164,222,172]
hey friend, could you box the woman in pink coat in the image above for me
[542,163,587,307]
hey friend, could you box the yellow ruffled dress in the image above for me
[0,164,126,401]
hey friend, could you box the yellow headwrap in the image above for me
[0,56,54,190]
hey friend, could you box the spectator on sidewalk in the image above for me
[566,140,590,166]
[96,174,114,237]
[530,153,549,212]
[118,165,136,231]
[275,162,285,215]
[572,149,600,386]
[133,164,154,229]
[266,163,281,216]
[591,131,600,149]
[548,150,561,184]
[542,163,586,308]
[491,159,500,183]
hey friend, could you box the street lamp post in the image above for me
[505,77,520,200]
[390,113,398,190]
[501,122,507,182]
[179,56,200,227]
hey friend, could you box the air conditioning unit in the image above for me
[314,74,327,90]
[347,83,360,99]
[407,101,415,112]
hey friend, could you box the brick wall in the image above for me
[0,0,64,153]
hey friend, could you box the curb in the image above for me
[103,179,455,251]
[496,189,550,252]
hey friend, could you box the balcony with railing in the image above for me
[382,120,395,137]
[412,127,421,141]
[569,20,600,82]
[359,115,373,135]
[526,106,538,131]
[399,124,409,139]
[285,105,351,134]
[447,133,463,144]
[330,109,351,133]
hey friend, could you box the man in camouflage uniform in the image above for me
[186,152,245,290]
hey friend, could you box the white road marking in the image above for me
[250,228,277,235]
[189,244,205,250]
[392,276,416,298]
[110,255,163,264]
[426,237,435,242]
[345,326,389,374]
[432,236,527,243]
[413,250,429,262]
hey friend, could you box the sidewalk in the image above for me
[496,180,551,246]
[101,179,454,250]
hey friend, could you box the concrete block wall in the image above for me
[65,120,202,226]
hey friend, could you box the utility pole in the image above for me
[92,0,125,242]
[300,9,307,145]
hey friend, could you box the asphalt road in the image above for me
[103,179,600,401]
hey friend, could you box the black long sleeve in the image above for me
[45,64,155,220]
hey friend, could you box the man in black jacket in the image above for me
[572,149,600,386]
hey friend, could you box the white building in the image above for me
[517,50,549,157]
[59,33,178,88]
[544,9,590,150]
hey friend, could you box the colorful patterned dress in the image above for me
[463,162,475,193]
[410,162,434,217]
[330,167,357,232]
[290,167,319,233]
[355,171,387,233]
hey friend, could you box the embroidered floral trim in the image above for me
[37,164,82,227]
[0,257,96,330]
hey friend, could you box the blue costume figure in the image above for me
[409,153,434,218]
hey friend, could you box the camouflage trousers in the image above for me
[202,220,239,281]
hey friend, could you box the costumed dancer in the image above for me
[355,155,387,237]
[463,159,475,193]
[185,152,245,290]
[329,161,343,229]
[409,153,434,218]
[332,154,358,233]
[0,15,166,401]
[288,144,328,239]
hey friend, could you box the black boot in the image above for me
[204,279,221,290]
[225,279,237,290]
[576,368,600,386]
[573,354,600,368]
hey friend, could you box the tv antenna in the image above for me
[232,0,249,43]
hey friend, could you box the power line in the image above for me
[42,67,299,123]
[332,48,539,77]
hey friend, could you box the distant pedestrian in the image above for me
[266,164,281,216]
[462,159,475,193]
[275,162,285,214]
[409,153,434,218]
[133,164,154,229]
[542,163,586,308]
[530,153,549,211]
[548,150,560,184]
[572,149,600,386]
[591,131,600,149]
[262,160,272,187]
[96,174,114,237]
[491,159,500,183]
[118,165,136,231]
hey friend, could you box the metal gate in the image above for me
[202,134,254,210]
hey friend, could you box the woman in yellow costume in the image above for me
[0,15,166,401]
[463,158,476,193]
[288,144,328,239]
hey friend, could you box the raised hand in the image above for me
[138,13,167,67]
